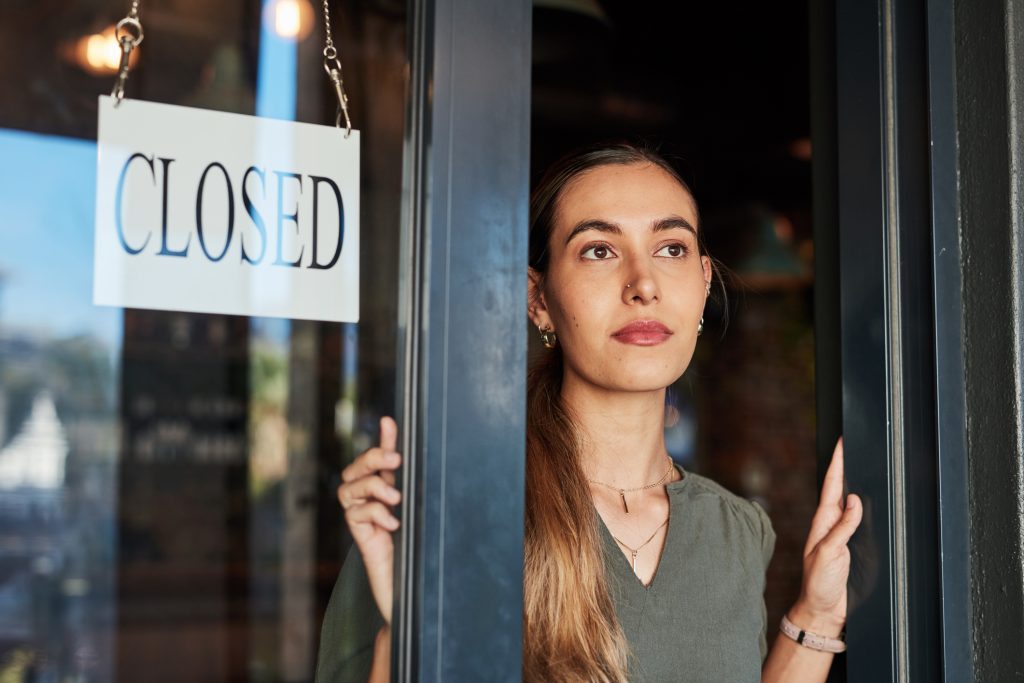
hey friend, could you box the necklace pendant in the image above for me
[620,490,629,514]
[630,550,638,574]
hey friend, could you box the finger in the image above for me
[819,437,846,508]
[805,504,844,555]
[817,493,863,553]
[379,468,396,486]
[340,474,401,508]
[341,447,402,483]
[346,500,400,531]
[380,416,397,452]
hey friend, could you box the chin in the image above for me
[601,362,689,393]
[564,346,694,393]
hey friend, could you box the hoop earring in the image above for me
[538,326,558,349]
[697,317,704,336]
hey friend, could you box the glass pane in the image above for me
[0,1,405,680]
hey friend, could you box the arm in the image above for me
[762,438,862,683]
[368,626,391,683]
[335,416,403,683]
[761,604,844,681]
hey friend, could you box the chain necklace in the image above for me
[610,516,669,576]
[587,458,675,513]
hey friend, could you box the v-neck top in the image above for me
[599,463,776,682]
[314,464,775,683]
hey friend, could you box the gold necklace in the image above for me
[610,516,670,576]
[587,458,675,513]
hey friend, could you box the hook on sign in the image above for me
[321,1,353,137]
[323,54,352,138]
[111,2,144,106]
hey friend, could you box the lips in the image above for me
[611,319,673,346]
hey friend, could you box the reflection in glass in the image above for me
[0,0,405,680]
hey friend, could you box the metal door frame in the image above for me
[387,0,1024,680]
[392,0,532,680]
[832,0,1024,680]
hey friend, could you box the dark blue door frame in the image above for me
[834,0,1024,681]
[835,0,942,679]
[386,0,1024,680]
[392,0,531,680]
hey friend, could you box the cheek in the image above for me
[544,272,578,325]
[546,281,606,337]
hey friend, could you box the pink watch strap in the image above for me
[779,614,847,653]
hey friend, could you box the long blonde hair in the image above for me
[523,143,712,681]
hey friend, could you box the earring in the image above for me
[697,317,704,336]
[539,326,558,349]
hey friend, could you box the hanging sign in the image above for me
[93,95,360,322]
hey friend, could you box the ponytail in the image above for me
[523,349,629,682]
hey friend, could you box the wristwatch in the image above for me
[779,614,847,653]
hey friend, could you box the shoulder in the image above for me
[681,471,776,568]
[315,545,383,683]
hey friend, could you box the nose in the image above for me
[621,258,660,305]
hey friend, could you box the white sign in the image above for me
[93,96,360,322]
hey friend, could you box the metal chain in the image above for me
[322,0,337,60]
[111,0,144,106]
[321,0,352,136]
[110,0,351,133]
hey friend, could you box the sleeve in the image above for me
[314,544,386,683]
[750,500,776,663]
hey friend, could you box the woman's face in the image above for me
[529,162,711,393]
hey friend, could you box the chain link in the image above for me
[110,0,351,132]
[322,0,337,60]
[111,0,144,106]
[321,0,352,136]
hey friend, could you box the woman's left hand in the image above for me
[790,437,863,636]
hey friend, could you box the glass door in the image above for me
[0,1,406,680]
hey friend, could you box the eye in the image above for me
[581,243,616,260]
[655,242,689,258]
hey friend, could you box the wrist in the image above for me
[787,601,845,638]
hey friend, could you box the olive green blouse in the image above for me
[600,465,776,682]
[314,464,775,682]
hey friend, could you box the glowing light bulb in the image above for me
[84,34,110,70]
[275,0,302,38]
[72,27,132,76]
[271,0,314,40]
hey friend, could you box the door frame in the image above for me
[390,0,1024,680]
[392,0,532,680]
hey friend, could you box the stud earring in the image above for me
[539,326,558,349]
[697,317,704,336]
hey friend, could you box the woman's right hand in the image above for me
[339,416,402,625]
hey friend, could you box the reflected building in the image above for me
[0,392,68,669]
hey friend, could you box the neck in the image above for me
[561,369,671,489]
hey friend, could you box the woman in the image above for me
[316,143,862,682]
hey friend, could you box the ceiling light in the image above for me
[271,0,315,41]
[66,25,139,77]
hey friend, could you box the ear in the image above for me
[527,267,554,330]
[701,256,712,292]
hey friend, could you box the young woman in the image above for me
[316,144,863,682]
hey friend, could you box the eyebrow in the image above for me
[563,215,697,246]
